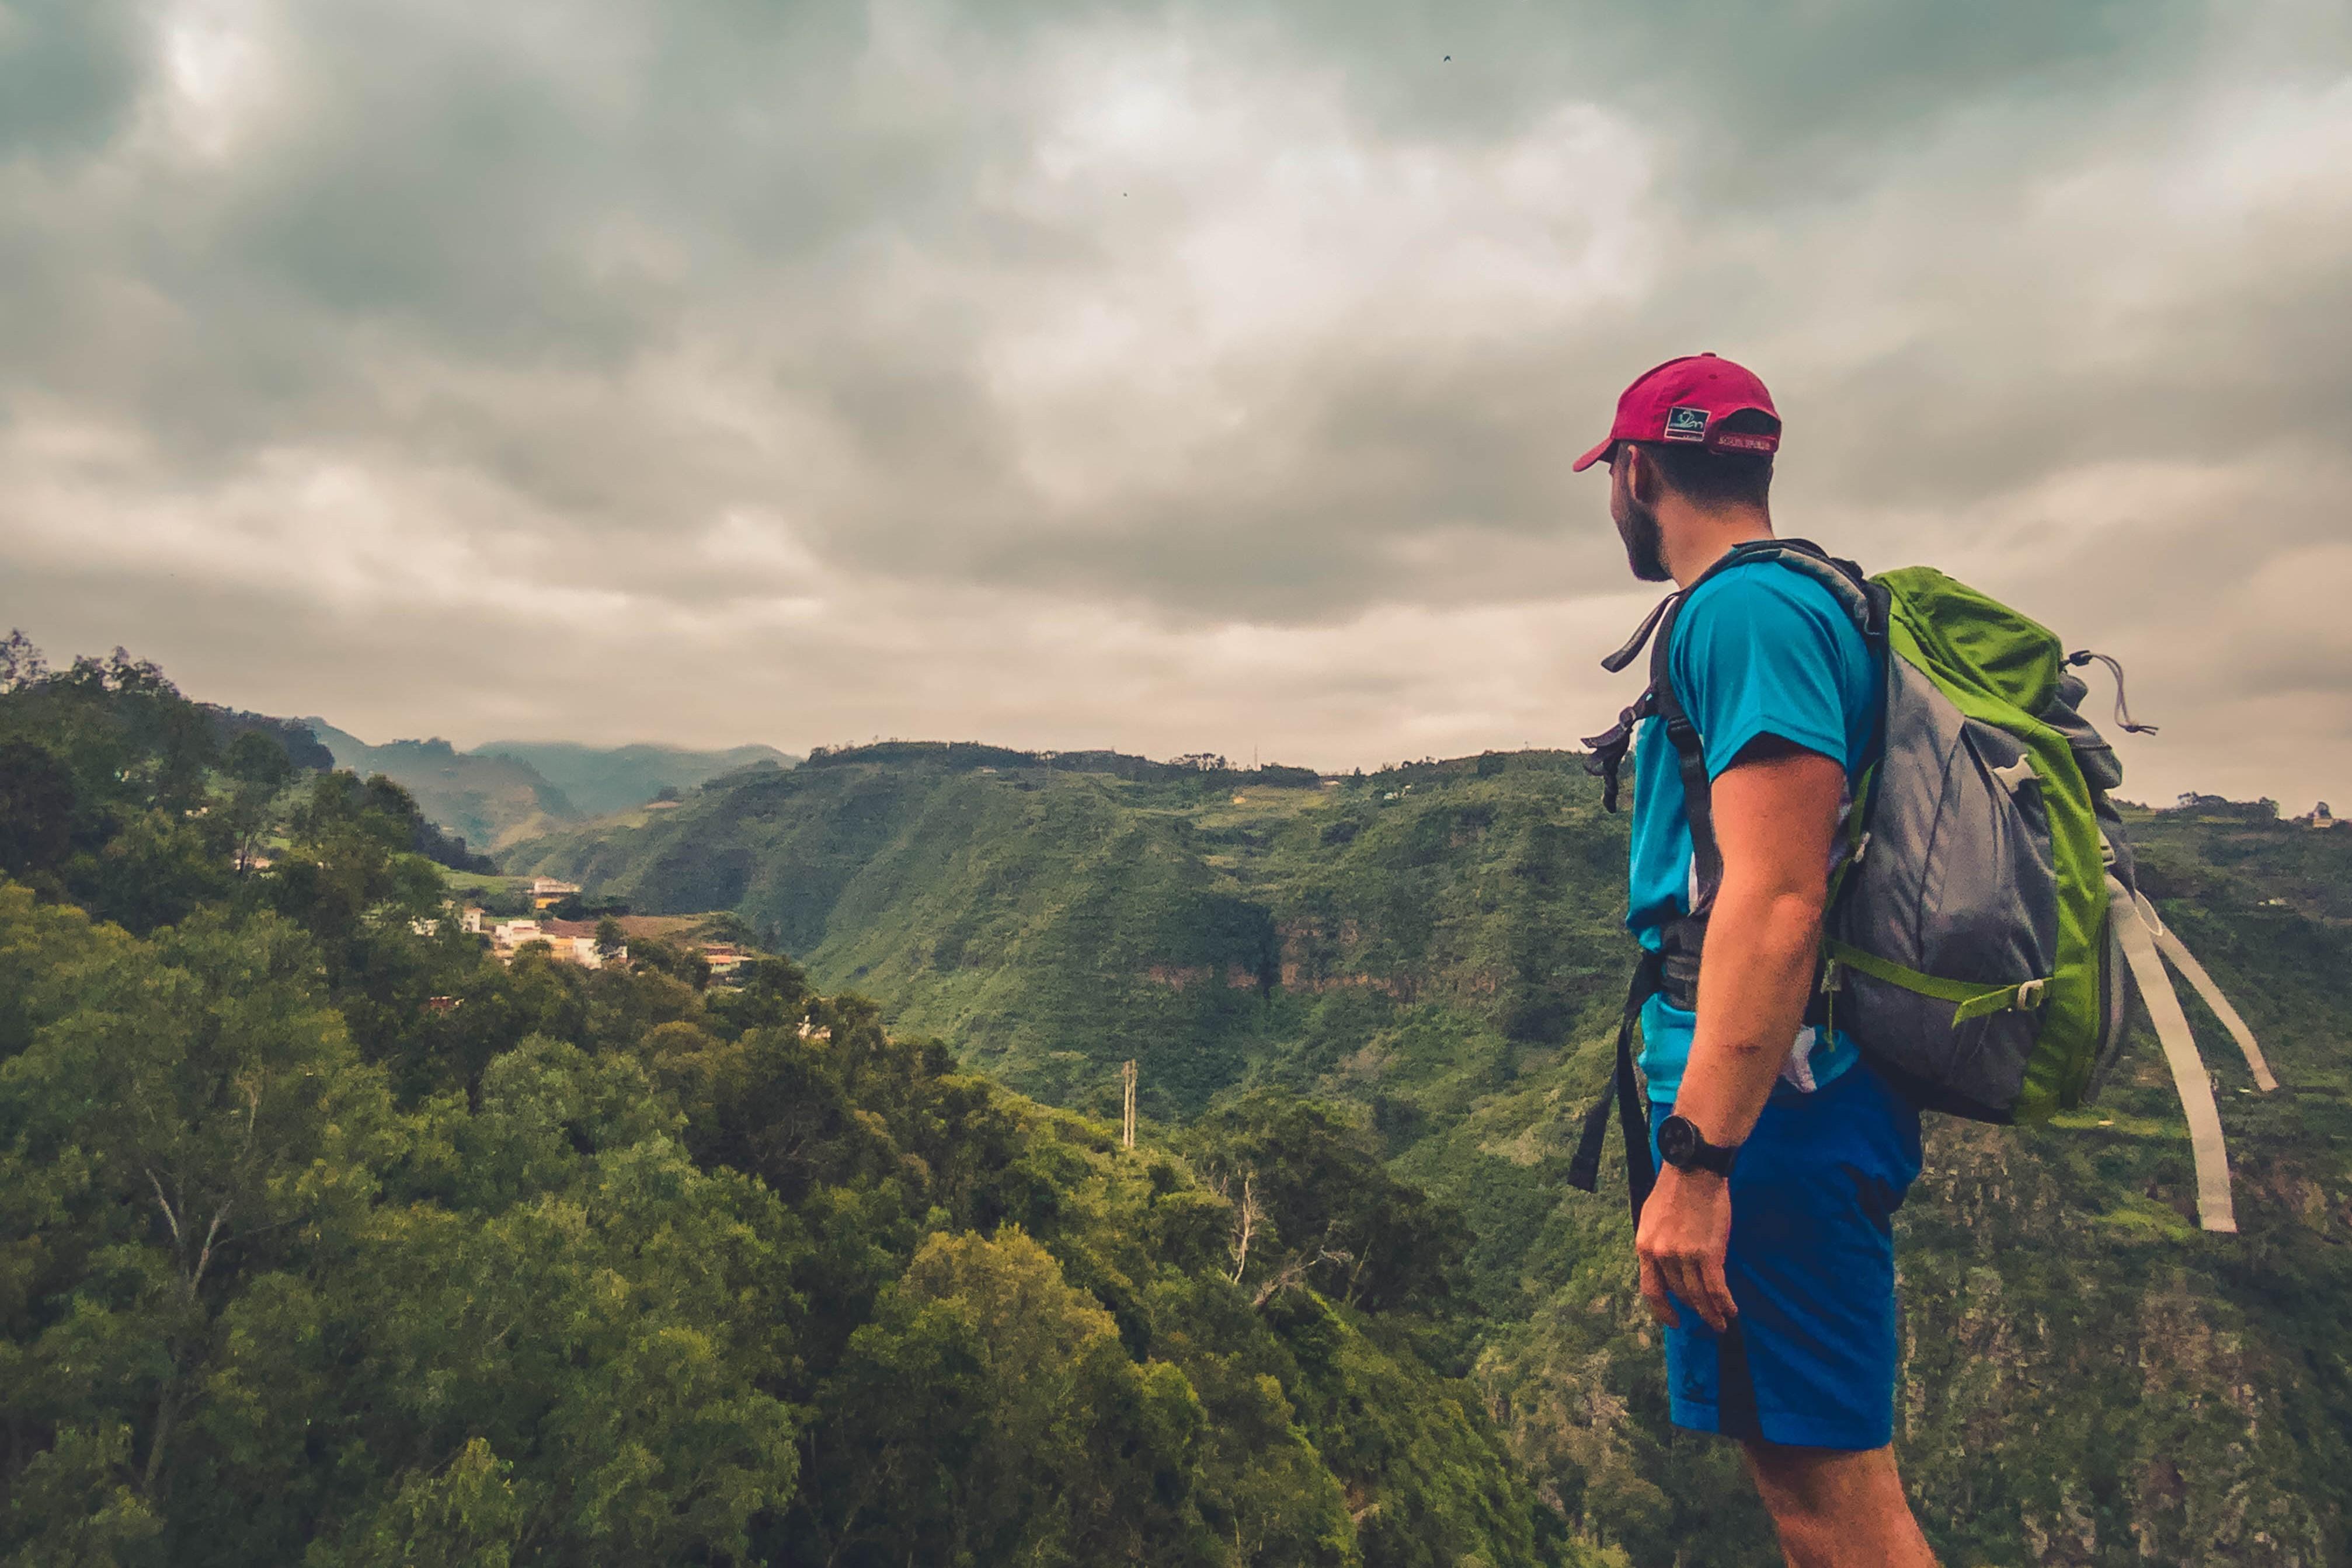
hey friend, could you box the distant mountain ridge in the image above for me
[303,722,801,850]
[304,722,579,850]
[473,739,798,816]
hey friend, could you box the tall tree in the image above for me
[0,910,392,1556]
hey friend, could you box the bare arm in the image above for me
[1636,738,1844,1331]
[1674,740,1843,1145]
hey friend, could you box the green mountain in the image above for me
[306,720,579,849]
[1,653,1583,1568]
[471,738,799,816]
[507,743,2352,1566]
[303,724,799,849]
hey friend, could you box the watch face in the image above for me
[1658,1115,1696,1165]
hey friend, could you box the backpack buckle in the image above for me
[2014,978,2048,1011]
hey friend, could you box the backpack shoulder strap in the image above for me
[1726,539,1886,643]
[1643,540,1883,912]
[1579,539,1883,827]
[1647,596,1721,908]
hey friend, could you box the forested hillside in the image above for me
[0,653,1581,1566]
[510,743,2352,1566]
[305,722,580,851]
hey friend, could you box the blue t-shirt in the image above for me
[1627,559,1879,1103]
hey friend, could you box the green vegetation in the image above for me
[1,659,1581,1565]
[10,647,2348,1566]
[472,740,798,817]
[304,721,580,852]
[510,742,2352,1566]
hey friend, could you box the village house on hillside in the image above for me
[530,876,582,910]
[490,915,622,970]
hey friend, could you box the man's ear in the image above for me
[1621,444,1660,506]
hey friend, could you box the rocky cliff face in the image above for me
[1894,1116,2339,1567]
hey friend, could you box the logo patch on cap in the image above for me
[1663,405,1710,442]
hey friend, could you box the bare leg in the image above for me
[1741,1442,1937,1568]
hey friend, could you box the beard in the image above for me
[1615,494,1671,583]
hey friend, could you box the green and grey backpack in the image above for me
[1567,539,2276,1233]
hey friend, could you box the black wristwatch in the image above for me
[1656,1114,1738,1178]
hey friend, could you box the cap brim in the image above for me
[1571,436,1616,473]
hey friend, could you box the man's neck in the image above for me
[1665,507,1776,587]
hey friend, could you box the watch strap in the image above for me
[1661,1113,1738,1177]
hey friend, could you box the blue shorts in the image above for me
[1652,1060,1922,1451]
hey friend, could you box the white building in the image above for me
[491,917,622,970]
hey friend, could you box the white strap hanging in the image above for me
[2134,892,2280,1092]
[2109,876,2236,1233]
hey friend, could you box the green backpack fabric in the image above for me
[1571,540,2277,1233]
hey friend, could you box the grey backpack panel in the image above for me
[1831,661,2062,1118]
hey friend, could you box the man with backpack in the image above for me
[1571,355,1941,1567]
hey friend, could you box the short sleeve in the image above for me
[1670,569,1858,781]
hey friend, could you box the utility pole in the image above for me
[1121,1059,1137,1149]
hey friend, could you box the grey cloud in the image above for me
[1,0,2348,804]
[0,1,148,156]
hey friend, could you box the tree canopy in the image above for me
[0,647,1586,1566]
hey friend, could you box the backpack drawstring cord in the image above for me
[2065,650,2160,734]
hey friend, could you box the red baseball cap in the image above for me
[1571,352,1781,473]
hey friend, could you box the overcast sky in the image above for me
[4,0,2348,806]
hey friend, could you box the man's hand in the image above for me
[1636,1163,1737,1331]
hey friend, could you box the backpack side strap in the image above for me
[1820,939,2050,1022]
[2135,893,2279,1092]
[2109,874,2238,1233]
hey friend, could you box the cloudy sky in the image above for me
[4,0,2349,806]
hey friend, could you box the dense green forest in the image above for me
[6,644,2348,1565]
[510,741,2352,1566]
[0,649,1585,1566]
